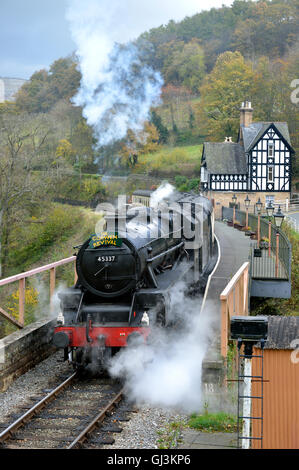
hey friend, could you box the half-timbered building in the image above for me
[201,101,295,217]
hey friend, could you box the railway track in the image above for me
[0,373,129,449]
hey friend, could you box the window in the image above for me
[201,166,208,182]
[268,166,274,182]
[268,141,274,158]
[266,195,275,207]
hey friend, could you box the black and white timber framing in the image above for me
[201,110,295,194]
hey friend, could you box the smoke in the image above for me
[108,281,219,413]
[150,182,176,209]
[65,0,206,148]
[66,0,162,148]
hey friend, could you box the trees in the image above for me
[119,122,160,167]
[198,51,255,141]
[0,113,57,275]
[150,110,169,144]
[164,40,206,93]
[15,56,81,114]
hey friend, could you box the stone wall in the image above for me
[0,318,56,391]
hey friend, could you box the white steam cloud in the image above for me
[65,0,204,147]
[109,281,218,413]
[150,182,176,209]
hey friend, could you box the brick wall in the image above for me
[207,191,291,219]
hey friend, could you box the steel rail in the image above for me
[67,389,124,449]
[0,372,77,444]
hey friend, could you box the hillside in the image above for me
[0,203,102,337]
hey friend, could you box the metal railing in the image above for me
[0,257,77,329]
[222,207,291,281]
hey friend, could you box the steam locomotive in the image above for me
[53,190,216,372]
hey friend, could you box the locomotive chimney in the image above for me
[240,101,253,128]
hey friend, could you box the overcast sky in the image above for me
[0,0,233,80]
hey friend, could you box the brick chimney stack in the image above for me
[240,101,253,128]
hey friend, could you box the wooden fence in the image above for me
[0,257,77,329]
[220,262,250,358]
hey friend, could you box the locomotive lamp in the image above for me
[57,311,65,326]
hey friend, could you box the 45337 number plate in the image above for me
[98,256,118,263]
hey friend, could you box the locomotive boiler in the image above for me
[53,191,215,372]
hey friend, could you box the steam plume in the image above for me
[65,0,201,147]
[109,282,218,413]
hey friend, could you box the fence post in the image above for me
[74,261,78,283]
[19,278,25,326]
[221,299,228,358]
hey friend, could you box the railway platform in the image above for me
[202,220,251,367]
[178,429,238,449]
[180,221,251,450]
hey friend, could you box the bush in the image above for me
[8,205,82,270]
[174,175,200,192]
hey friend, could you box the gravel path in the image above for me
[0,352,189,449]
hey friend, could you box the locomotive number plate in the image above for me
[98,256,118,263]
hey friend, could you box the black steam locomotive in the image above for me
[53,190,216,371]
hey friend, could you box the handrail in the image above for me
[222,206,291,280]
[0,256,76,287]
[220,262,250,299]
[220,262,249,358]
[0,256,77,329]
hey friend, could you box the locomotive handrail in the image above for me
[146,241,185,263]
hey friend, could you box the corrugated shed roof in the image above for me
[263,316,299,350]
[202,142,247,174]
[241,122,292,152]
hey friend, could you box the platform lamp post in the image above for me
[273,206,285,278]
[244,195,251,229]
[230,316,268,449]
[232,194,237,226]
[266,201,275,257]
[256,198,263,248]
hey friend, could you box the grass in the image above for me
[156,421,186,449]
[140,144,202,164]
[188,412,237,433]
[135,143,202,177]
